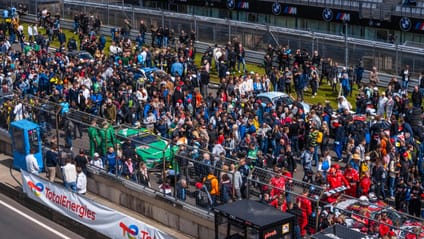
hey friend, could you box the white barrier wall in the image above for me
[21,170,175,239]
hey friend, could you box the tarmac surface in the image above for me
[0,192,85,239]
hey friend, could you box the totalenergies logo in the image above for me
[119,222,154,239]
[28,180,44,197]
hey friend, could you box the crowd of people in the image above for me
[2,8,424,238]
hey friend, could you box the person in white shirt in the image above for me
[90,152,104,169]
[32,24,38,40]
[143,112,156,131]
[27,24,33,42]
[13,102,24,121]
[62,157,77,192]
[245,74,254,94]
[25,149,39,174]
[109,42,122,55]
[76,166,87,195]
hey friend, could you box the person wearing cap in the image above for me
[90,152,104,169]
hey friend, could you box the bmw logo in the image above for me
[272,2,282,15]
[399,17,412,31]
[227,0,235,9]
[322,8,333,22]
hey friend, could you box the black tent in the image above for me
[214,200,295,239]
[311,224,366,239]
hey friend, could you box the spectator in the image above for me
[220,173,233,204]
[297,188,312,237]
[400,65,411,90]
[122,157,136,181]
[411,85,422,108]
[374,161,387,200]
[25,148,40,175]
[74,149,89,176]
[90,152,104,169]
[137,161,150,187]
[62,157,77,192]
[195,181,213,210]
[369,66,379,85]
[301,146,314,183]
[45,144,59,182]
[176,178,188,201]
[203,168,219,206]
[138,20,147,46]
[269,168,285,199]
[236,43,246,73]
[105,147,118,174]
[344,163,359,197]
[76,166,87,195]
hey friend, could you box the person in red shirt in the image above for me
[359,172,372,196]
[270,169,285,199]
[344,164,359,197]
[327,164,349,189]
[326,165,349,203]
[334,164,350,188]
[297,188,312,237]
[378,212,393,237]
[269,195,288,213]
[282,168,293,194]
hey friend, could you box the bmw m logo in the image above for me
[322,8,333,22]
[399,17,412,31]
[272,2,282,15]
[227,0,235,9]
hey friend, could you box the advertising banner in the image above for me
[21,170,175,239]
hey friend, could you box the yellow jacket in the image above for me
[203,174,219,196]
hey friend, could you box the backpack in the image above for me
[360,161,369,175]
[316,131,323,144]
[321,160,329,171]
[204,177,213,192]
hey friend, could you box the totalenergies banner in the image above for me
[21,170,175,239]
